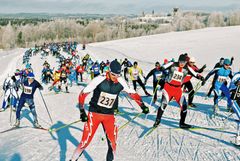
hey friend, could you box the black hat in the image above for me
[155,61,160,66]
[133,61,138,65]
[110,60,121,74]
[178,54,186,62]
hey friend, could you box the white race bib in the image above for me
[155,73,162,80]
[132,69,139,79]
[171,71,183,82]
[24,86,32,94]
[97,92,117,109]
[218,76,227,83]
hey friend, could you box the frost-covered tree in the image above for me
[207,12,226,27]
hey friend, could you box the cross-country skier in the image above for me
[59,66,70,93]
[128,61,151,96]
[90,62,100,79]
[206,57,234,97]
[145,62,166,103]
[203,59,233,113]
[75,64,85,83]
[182,56,206,107]
[42,64,53,84]
[121,58,132,82]
[153,54,205,128]
[14,72,43,128]
[229,72,240,145]
[100,61,106,74]
[0,72,20,112]
[70,60,149,161]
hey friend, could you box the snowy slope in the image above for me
[0,26,240,161]
[89,26,240,71]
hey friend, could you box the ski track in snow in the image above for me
[1,26,240,161]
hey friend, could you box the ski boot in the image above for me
[66,86,69,93]
[34,120,42,128]
[153,119,160,128]
[0,108,5,112]
[213,104,219,114]
[14,120,20,127]
[179,123,192,129]
[144,91,151,96]
[188,103,197,108]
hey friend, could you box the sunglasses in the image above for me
[179,61,186,64]
[110,72,120,77]
[224,64,230,67]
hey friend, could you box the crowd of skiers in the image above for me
[0,42,240,161]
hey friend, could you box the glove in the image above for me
[202,64,206,70]
[144,78,147,85]
[201,78,206,86]
[11,76,16,82]
[80,109,88,122]
[236,80,240,86]
[39,86,44,90]
[231,57,234,61]
[141,104,149,114]
[197,75,205,86]
[198,65,206,73]
[114,108,119,115]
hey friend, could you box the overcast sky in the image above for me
[0,0,240,14]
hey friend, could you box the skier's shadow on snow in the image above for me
[183,128,237,148]
[50,121,93,161]
[21,109,35,125]
[9,153,22,161]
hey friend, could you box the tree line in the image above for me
[0,11,240,49]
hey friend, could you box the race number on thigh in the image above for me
[97,92,117,109]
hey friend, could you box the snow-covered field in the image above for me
[0,26,240,161]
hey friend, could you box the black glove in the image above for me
[201,77,206,86]
[199,64,207,73]
[235,80,240,86]
[114,108,119,115]
[11,76,16,82]
[80,109,88,122]
[141,104,149,114]
[39,85,44,90]
[144,78,147,85]
[197,75,205,86]
[231,57,234,62]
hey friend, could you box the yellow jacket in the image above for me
[129,66,143,81]
[53,71,61,81]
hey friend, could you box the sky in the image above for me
[0,0,240,14]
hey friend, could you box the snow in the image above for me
[0,26,240,161]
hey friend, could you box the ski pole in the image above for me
[149,79,161,106]
[123,92,135,110]
[188,80,202,96]
[39,90,53,124]
[9,99,13,126]
[49,119,81,133]
[118,113,142,131]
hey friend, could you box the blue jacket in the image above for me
[21,80,43,99]
[205,67,233,90]
[229,72,240,90]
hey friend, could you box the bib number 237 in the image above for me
[97,92,117,109]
